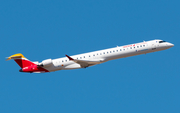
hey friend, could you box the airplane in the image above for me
[6,39,174,73]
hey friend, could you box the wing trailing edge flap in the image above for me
[65,55,104,68]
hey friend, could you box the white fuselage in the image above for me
[43,39,174,72]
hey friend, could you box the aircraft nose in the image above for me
[19,69,23,72]
[167,43,174,48]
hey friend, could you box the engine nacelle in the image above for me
[38,59,53,67]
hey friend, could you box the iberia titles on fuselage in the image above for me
[6,39,174,73]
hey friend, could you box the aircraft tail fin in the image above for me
[6,53,36,68]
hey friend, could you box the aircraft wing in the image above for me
[65,55,104,68]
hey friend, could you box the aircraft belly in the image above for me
[63,63,81,70]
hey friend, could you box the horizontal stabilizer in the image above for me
[6,53,27,61]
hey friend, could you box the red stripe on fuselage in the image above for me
[22,65,49,73]
[37,67,49,72]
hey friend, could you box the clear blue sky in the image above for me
[1,0,180,113]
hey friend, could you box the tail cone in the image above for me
[19,69,23,72]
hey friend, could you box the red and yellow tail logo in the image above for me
[6,53,49,73]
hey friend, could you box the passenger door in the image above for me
[152,43,156,50]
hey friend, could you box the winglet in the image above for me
[65,55,74,60]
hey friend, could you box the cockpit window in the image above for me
[159,40,166,43]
